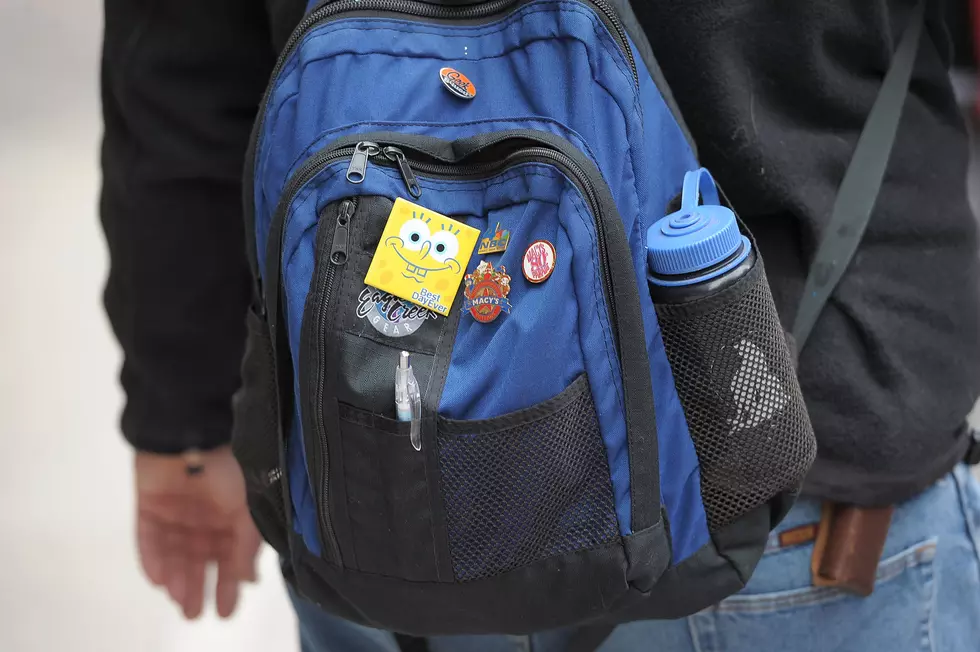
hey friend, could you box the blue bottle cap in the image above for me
[647,168,751,286]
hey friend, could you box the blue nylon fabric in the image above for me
[257,2,711,565]
[254,3,641,276]
[629,40,709,563]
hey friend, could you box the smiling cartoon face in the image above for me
[387,213,463,282]
[364,198,480,317]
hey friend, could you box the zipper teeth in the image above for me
[274,0,636,107]
[311,198,357,563]
[409,146,619,340]
[277,0,516,86]
[250,0,641,293]
[588,0,637,82]
[277,142,616,325]
[315,264,340,561]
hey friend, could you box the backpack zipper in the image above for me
[305,197,358,564]
[296,0,636,84]
[247,0,638,298]
[270,136,621,349]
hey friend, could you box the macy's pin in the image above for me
[522,240,557,284]
[463,261,512,323]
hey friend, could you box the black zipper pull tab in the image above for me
[329,199,355,265]
[384,146,422,198]
[346,142,379,184]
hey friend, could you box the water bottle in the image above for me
[647,168,754,303]
[646,168,815,534]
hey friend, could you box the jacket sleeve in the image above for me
[100,0,276,453]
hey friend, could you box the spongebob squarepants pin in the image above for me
[364,198,480,316]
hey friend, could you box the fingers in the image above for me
[164,526,189,607]
[139,509,251,620]
[182,555,207,620]
[215,555,240,619]
[214,513,264,618]
[137,516,167,587]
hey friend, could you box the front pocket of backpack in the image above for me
[436,374,619,582]
[338,403,438,581]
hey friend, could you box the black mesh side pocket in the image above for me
[655,259,816,532]
[231,307,289,555]
[436,375,619,582]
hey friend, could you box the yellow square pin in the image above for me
[364,198,480,316]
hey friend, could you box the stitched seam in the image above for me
[272,3,631,107]
[279,30,633,143]
[299,536,624,584]
[282,118,599,190]
[438,376,590,434]
[715,539,938,614]
[565,187,624,414]
[687,616,705,652]
[922,543,936,652]
[282,2,633,85]
[259,1,638,198]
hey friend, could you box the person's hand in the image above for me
[135,446,262,619]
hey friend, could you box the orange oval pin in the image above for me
[439,67,476,100]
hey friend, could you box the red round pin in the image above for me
[439,67,476,100]
[522,240,557,283]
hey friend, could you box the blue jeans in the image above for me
[290,465,980,651]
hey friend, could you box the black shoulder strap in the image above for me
[792,0,926,350]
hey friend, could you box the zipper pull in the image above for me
[329,200,355,265]
[384,146,422,198]
[346,142,380,184]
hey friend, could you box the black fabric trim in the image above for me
[803,423,975,506]
[565,624,615,652]
[284,503,773,634]
[289,533,630,635]
[621,518,670,592]
[233,306,292,557]
[599,502,769,623]
[437,375,590,435]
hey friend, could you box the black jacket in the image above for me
[101,0,980,505]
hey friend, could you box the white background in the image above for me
[0,2,298,650]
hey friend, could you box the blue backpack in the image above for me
[232,0,816,636]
